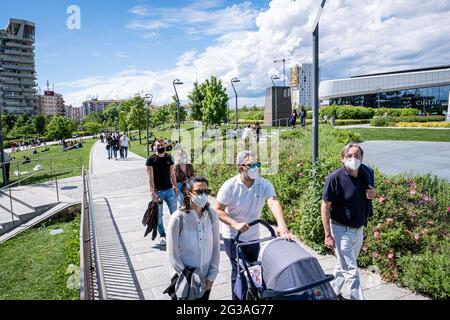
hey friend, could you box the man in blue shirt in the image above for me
[321,143,376,300]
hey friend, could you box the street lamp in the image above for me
[173,79,183,143]
[271,75,280,127]
[231,78,240,130]
[144,93,153,157]
[0,66,7,186]
[273,58,286,87]
[312,0,327,164]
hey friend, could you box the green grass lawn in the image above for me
[4,138,97,185]
[349,128,450,142]
[0,214,80,300]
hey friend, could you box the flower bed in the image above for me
[396,122,450,128]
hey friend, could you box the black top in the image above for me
[146,154,174,191]
[322,166,370,228]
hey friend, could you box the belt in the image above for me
[331,219,358,229]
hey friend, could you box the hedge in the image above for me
[320,105,375,119]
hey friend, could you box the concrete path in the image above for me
[361,141,450,180]
[88,140,429,300]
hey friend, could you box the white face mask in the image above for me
[247,167,260,180]
[192,193,208,208]
[345,157,362,171]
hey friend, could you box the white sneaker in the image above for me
[159,237,166,246]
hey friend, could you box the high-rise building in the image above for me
[37,90,65,116]
[71,106,84,122]
[291,63,313,108]
[82,99,126,116]
[0,18,37,114]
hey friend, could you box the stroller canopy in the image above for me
[259,238,336,298]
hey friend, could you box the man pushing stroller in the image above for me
[215,150,295,300]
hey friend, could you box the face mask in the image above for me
[247,167,260,180]
[345,157,361,171]
[192,193,208,208]
[157,147,166,154]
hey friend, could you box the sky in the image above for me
[1,0,450,108]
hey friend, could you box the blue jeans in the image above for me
[112,146,118,159]
[107,146,113,159]
[121,147,128,159]
[156,188,178,237]
[177,182,184,206]
[301,117,306,126]
[223,239,260,300]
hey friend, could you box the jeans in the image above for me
[156,188,178,237]
[177,182,184,206]
[330,223,365,300]
[301,117,306,126]
[107,147,113,159]
[121,147,128,159]
[223,238,260,300]
[112,146,118,159]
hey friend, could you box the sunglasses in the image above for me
[191,189,211,195]
[244,162,262,170]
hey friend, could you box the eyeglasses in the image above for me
[244,162,262,170]
[191,189,211,196]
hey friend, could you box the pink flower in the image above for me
[387,253,394,260]
[362,245,368,252]
[386,218,394,225]
[409,182,417,189]
[410,189,417,195]
[447,207,450,213]
[373,231,381,239]
[414,234,421,241]
[378,197,386,204]
[372,252,379,258]
[420,194,431,202]
[426,220,434,225]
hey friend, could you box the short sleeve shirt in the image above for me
[322,167,370,228]
[146,154,174,191]
[217,175,277,241]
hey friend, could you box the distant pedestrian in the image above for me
[106,134,113,160]
[321,143,375,300]
[288,111,297,128]
[2,152,12,186]
[120,133,130,160]
[300,107,307,127]
[255,122,261,143]
[112,135,120,160]
[146,139,178,246]
[100,134,104,143]
[174,150,195,206]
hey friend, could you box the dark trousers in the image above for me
[223,238,260,300]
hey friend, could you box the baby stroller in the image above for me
[234,220,337,300]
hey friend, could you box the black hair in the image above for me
[181,176,210,213]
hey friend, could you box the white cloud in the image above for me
[92,52,101,57]
[61,0,450,108]
[115,51,128,59]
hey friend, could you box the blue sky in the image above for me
[2,0,450,107]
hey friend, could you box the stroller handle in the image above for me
[235,219,276,243]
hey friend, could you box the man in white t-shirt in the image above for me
[215,150,294,300]
[119,134,130,160]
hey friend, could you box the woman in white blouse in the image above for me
[167,176,220,300]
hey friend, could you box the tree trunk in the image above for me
[139,129,142,144]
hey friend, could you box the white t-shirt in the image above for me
[120,136,129,147]
[216,175,277,242]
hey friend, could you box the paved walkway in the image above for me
[88,141,428,300]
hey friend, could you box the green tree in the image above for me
[188,81,205,121]
[150,106,170,128]
[32,114,47,136]
[168,95,187,127]
[103,103,121,128]
[201,76,229,127]
[126,96,147,144]
[83,122,103,135]
[46,116,75,141]
[14,114,34,138]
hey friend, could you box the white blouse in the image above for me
[167,208,220,283]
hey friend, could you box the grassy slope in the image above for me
[0,215,80,300]
[350,128,450,142]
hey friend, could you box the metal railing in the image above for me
[272,118,290,127]
[0,168,74,225]
[80,167,107,300]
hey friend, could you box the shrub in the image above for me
[397,237,450,300]
[334,119,371,126]
[371,116,445,126]
[320,105,374,120]
[372,108,419,117]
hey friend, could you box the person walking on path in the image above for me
[321,143,376,300]
[120,133,130,160]
[300,107,307,127]
[215,150,294,300]
[146,138,179,246]
[166,176,220,300]
[174,150,195,206]
[255,122,261,144]
[106,133,113,160]
[112,134,120,160]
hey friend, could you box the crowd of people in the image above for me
[141,139,375,301]
[100,132,131,160]
[62,138,84,152]
[9,139,47,152]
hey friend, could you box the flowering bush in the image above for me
[396,122,450,128]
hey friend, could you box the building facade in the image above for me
[291,63,313,108]
[0,18,37,114]
[319,65,450,115]
[71,106,84,122]
[82,99,125,116]
[37,90,65,116]
[264,86,292,126]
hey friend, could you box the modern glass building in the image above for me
[319,65,450,114]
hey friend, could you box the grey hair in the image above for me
[341,143,364,158]
[236,150,257,166]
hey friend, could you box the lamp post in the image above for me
[144,93,153,157]
[173,79,183,143]
[0,66,7,186]
[312,0,327,164]
[273,59,286,87]
[271,75,280,127]
[231,78,240,130]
